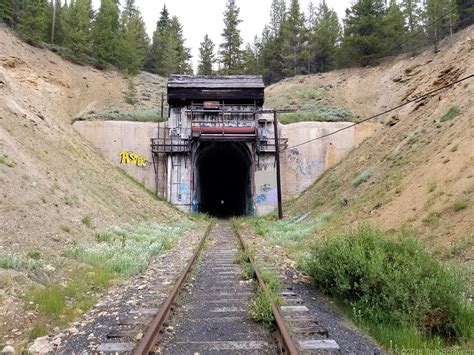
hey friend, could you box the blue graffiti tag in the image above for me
[256,194,267,204]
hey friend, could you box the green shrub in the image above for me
[81,215,92,227]
[452,196,469,212]
[352,168,374,187]
[0,254,22,270]
[440,106,460,122]
[248,289,275,327]
[303,225,473,343]
[27,250,42,260]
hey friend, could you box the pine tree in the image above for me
[219,0,243,75]
[383,0,406,55]
[457,0,474,29]
[340,0,385,66]
[401,0,422,33]
[146,4,170,73]
[169,16,192,75]
[92,0,119,68]
[156,3,168,32]
[0,0,14,26]
[117,0,149,74]
[310,0,340,72]
[280,0,307,76]
[426,0,458,52]
[269,0,286,36]
[48,0,65,45]
[198,34,216,75]
[62,0,93,56]
[17,0,49,46]
[241,41,259,74]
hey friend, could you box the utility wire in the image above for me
[283,74,473,151]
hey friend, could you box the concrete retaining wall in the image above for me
[281,122,376,199]
[74,121,162,193]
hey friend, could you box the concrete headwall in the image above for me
[73,121,162,193]
[281,122,376,199]
[73,120,376,212]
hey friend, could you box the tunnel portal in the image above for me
[195,142,252,218]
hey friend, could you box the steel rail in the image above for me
[134,222,214,355]
[232,223,299,355]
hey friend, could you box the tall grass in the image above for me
[66,222,190,276]
[302,225,473,347]
[245,213,330,251]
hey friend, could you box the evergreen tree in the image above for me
[401,0,423,33]
[383,0,406,55]
[17,0,48,46]
[340,0,385,66]
[241,41,259,74]
[310,0,340,72]
[0,0,13,26]
[169,16,192,75]
[457,0,474,29]
[117,0,149,74]
[219,0,243,74]
[258,26,284,83]
[280,0,307,76]
[269,0,286,36]
[146,4,170,73]
[92,0,120,68]
[426,0,458,52]
[48,0,65,45]
[62,0,93,56]
[156,3,168,32]
[198,34,216,75]
[148,14,191,76]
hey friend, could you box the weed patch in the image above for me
[66,222,190,276]
[451,195,469,212]
[302,225,473,346]
[81,215,92,227]
[440,106,460,122]
[352,168,374,187]
[280,106,353,124]
[0,254,22,270]
[244,214,329,252]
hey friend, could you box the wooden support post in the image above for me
[161,93,164,119]
[273,111,283,220]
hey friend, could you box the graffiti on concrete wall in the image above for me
[287,148,323,176]
[120,151,148,167]
[256,184,277,205]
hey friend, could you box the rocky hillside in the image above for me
[266,26,473,266]
[0,28,178,343]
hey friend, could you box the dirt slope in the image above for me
[267,26,473,264]
[0,28,179,342]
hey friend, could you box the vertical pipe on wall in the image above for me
[273,111,283,220]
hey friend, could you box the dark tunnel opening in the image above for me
[195,142,252,218]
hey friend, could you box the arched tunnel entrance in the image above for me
[195,142,253,218]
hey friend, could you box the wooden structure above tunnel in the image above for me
[167,75,265,106]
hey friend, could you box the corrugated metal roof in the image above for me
[168,75,265,89]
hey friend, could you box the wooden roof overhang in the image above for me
[167,75,265,106]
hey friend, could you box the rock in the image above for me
[29,336,54,354]
[1,345,16,355]
[67,327,79,335]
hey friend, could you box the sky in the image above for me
[93,0,353,69]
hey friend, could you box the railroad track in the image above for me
[58,220,341,354]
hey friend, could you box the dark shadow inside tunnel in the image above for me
[195,142,252,218]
